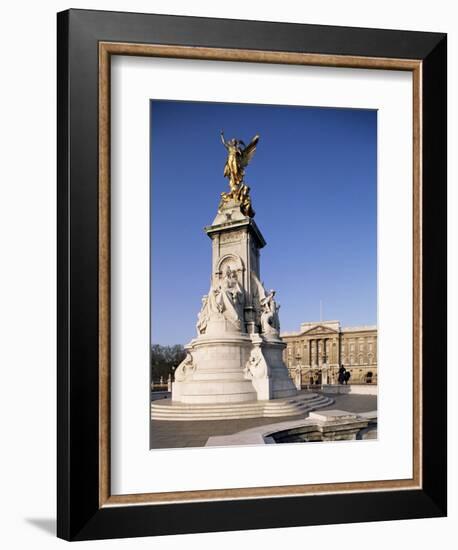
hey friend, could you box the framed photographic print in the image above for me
[57,9,447,541]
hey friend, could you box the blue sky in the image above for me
[150,100,377,345]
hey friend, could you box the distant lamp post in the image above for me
[322,353,328,386]
[321,366,328,385]
[168,365,177,392]
[294,365,302,391]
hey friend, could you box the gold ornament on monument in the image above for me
[219,131,259,217]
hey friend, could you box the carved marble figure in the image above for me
[260,290,281,336]
[174,353,195,382]
[196,295,209,334]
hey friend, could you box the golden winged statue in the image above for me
[219,131,259,217]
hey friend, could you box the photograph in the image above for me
[149,99,378,449]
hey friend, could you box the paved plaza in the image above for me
[150,391,377,449]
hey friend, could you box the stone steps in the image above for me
[151,395,323,414]
[151,393,333,421]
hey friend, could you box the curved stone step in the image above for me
[151,394,328,411]
[151,393,333,421]
[151,392,322,411]
[150,396,325,415]
[150,404,333,421]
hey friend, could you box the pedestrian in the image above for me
[338,364,346,385]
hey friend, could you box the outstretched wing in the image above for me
[240,134,259,168]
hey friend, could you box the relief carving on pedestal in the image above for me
[219,230,244,244]
[196,262,246,334]
[196,295,210,334]
[244,347,268,380]
[174,353,196,382]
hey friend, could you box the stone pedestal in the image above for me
[172,333,255,404]
[172,197,297,406]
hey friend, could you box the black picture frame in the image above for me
[57,8,447,541]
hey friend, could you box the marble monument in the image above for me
[171,132,297,405]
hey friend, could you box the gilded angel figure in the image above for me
[220,131,259,217]
[220,131,259,190]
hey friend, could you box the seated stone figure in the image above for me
[196,265,246,334]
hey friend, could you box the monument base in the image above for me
[169,191,298,414]
[260,337,297,399]
[172,331,297,406]
[172,331,256,404]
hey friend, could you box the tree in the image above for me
[150,344,186,382]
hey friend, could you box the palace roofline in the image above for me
[281,321,377,337]
[341,325,377,332]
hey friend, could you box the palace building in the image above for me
[281,321,377,386]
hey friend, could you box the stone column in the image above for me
[322,339,328,384]
[331,336,339,384]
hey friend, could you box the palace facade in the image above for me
[281,321,377,386]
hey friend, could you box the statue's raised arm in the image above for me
[220,130,228,149]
